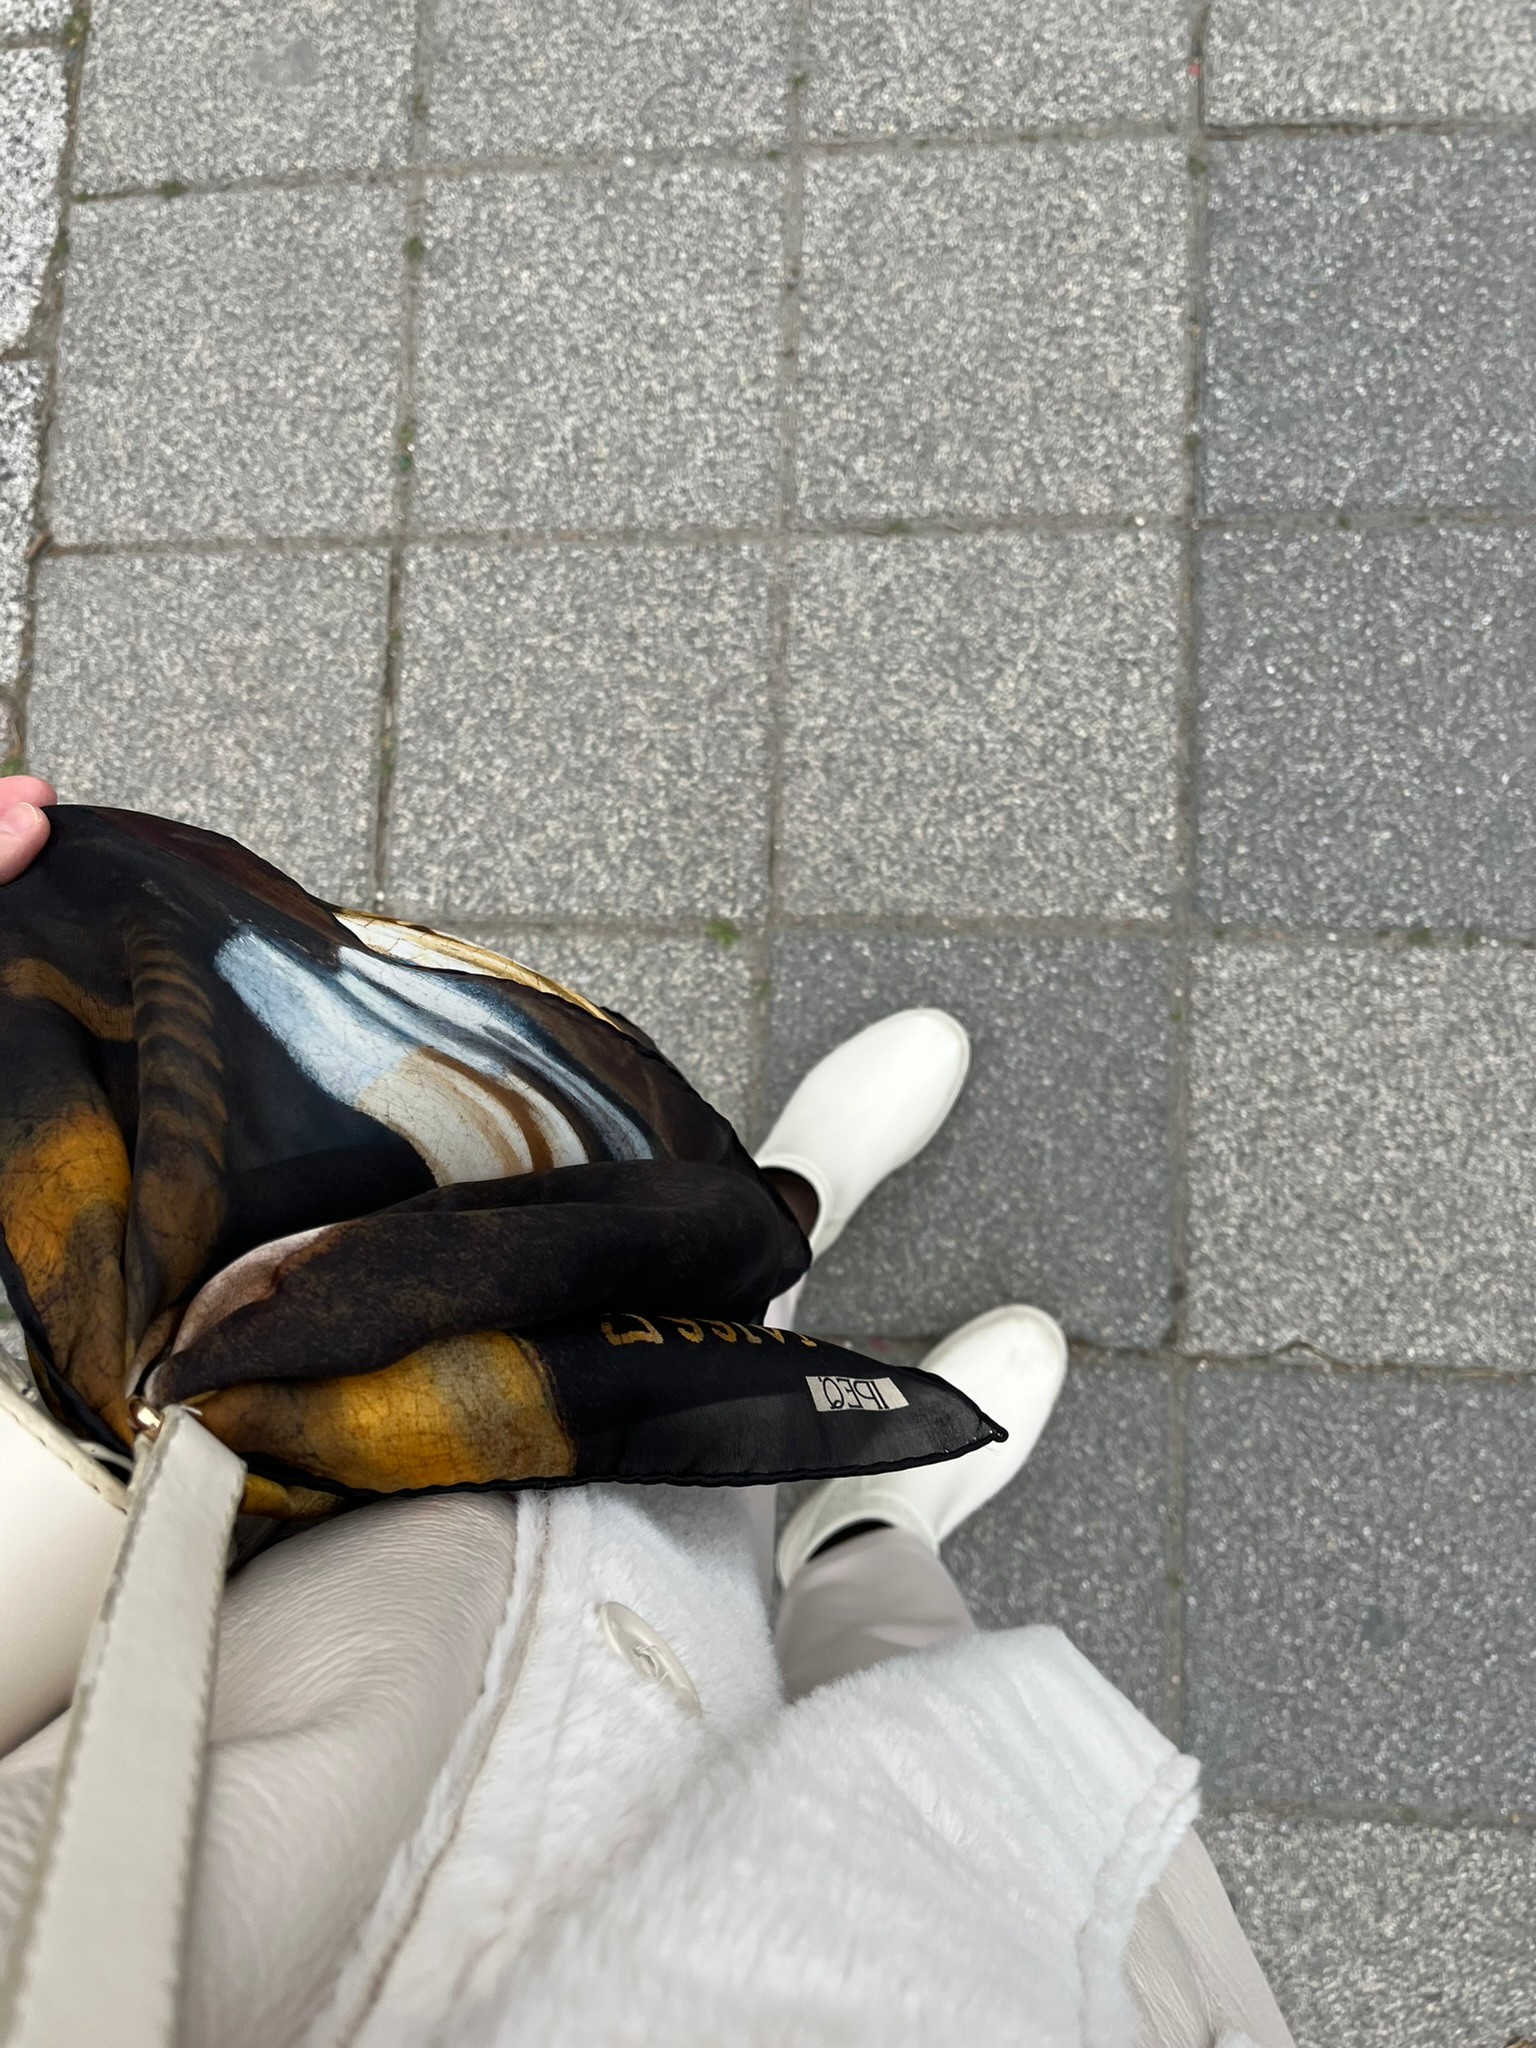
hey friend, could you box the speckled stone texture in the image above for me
[1186,1366,1536,1810]
[945,1355,1172,1725]
[412,165,782,533]
[73,0,415,188]
[796,143,1187,520]
[1188,943,1536,1369]
[0,47,65,352]
[7,0,1536,2023]
[763,931,1174,1346]
[1202,137,1536,513]
[1196,527,1536,932]
[781,531,1180,918]
[0,361,41,692]
[1203,1812,1536,2048]
[805,0,1186,135]
[29,550,388,901]
[426,0,786,157]
[1206,0,1536,122]
[49,184,402,543]
[386,544,772,922]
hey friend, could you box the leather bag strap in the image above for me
[0,1407,245,2048]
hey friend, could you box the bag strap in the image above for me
[0,1406,245,2048]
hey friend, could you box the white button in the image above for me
[597,1603,701,1717]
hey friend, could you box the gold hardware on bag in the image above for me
[127,1397,164,1441]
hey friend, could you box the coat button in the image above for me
[596,1602,701,1717]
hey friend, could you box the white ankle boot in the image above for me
[776,1305,1068,1588]
[756,1009,970,1257]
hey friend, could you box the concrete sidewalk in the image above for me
[3,2,1535,2038]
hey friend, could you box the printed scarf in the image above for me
[0,810,997,1515]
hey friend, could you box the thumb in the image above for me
[0,800,49,882]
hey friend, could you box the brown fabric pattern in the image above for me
[0,810,1000,1514]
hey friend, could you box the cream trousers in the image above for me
[767,1514,1295,2048]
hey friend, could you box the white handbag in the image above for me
[0,1400,245,2048]
[0,1374,127,1758]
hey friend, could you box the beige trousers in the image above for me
[772,1518,1295,2048]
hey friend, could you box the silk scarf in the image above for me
[0,810,998,1515]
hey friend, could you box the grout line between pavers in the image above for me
[410,906,1536,952]
[369,0,433,910]
[1204,113,1536,143]
[55,106,1536,211]
[31,504,1536,558]
[1202,1791,1536,1833]
[7,0,88,771]
[754,0,810,1144]
[1161,1359,1191,1745]
[1160,0,1214,1756]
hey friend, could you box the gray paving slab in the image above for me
[1202,137,1536,514]
[0,360,41,692]
[0,0,71,32]
[1196,527,1536,933]
[806,0,1185,136]
[1202,1810,1536,2048]
[28,549,388,901]
[797,143,1186,523]
[386,544,772,923]
[412,165,781,534]
[781,530,1179,919]
[763,932,1174,1345]
[945,1355,1171,1724]
[467,926,758,1136]
[74,0,414,189]
[0,48,65,352]
[1206,0,1536,123]
[1188,943,1536,1369]
[1187,1366,1536,1811]
[48,184,402,545]
[426,0,784,158]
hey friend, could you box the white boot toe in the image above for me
[756,1008,970,1257]
[777,1304,1067,1589]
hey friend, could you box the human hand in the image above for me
[0,775,55,883]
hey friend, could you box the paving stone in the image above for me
[763,932,1174,1345]
[0,0,71,32]
[1206,0,1536,123]
[427,0,784,157]
[0,360,42,693]
[797,144,1186,522]
[1202,1811,1536,2047]
[945,1356,1171,1724]
[1187,1367,1536,1811]
[782,530,1179,919]
[1188,943,1536,1369]
[386,544,772,923]
[28,549,388,902]
[1202,137,1536,514]
[412,165,781,533]
[0,48,65,351]
[49,184,402,545]
[806,0,1185,136]
[1196,527,1536,932]
[74,0,414,188]
[467,926,758,1136]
